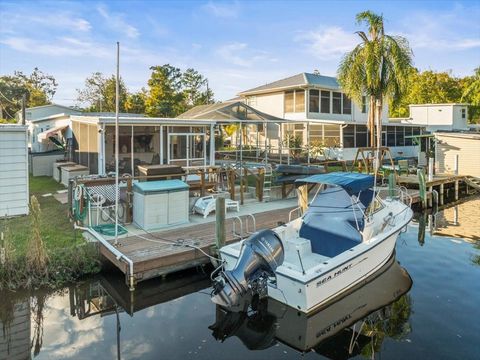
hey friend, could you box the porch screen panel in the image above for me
[79,123,88,168]
[284,91,294,112]
[387,126,396,147]
[342,125,355,148]
[309,90,319,113]
[355,125,368,147]
[396,126,405,146]
[309,124,323,141]
[88,124,98,174]
[324,124,340,146]
[71,121,80,163]
[321,91,330,113]
[295,90,305,113]
[404,127,413,146]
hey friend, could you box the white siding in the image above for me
[248,92,285,118]
[409,104,468,131]
[435,133,480,177]
[0,125,29,216]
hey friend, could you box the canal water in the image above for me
[1,197,479,360]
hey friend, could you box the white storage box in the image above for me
[60,164,89,186]
[133,180,189,230]
[53,161,76,182]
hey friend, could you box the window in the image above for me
[461,108,466,119]
[404,127,413,146]
[396,126,405,146]
[332,92,342,114]
[284,91,294,113]
[295,90,305,113]
[361,96,367,113]
[285,90,305,113]
[343,125,355,148]
[246,96,256,107]
[309,89,319,113]
[321,91,330,113]
[387,127,396,147]
[356,125,368,147]
[342,94,352,115]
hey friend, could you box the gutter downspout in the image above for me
[74,224,135,291]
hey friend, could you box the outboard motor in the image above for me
[211,229,284,312]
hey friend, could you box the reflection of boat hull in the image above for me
[271,255,412,350]
[210,256,412,355]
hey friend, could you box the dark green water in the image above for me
[1,198,479,360]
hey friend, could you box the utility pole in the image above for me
[21,94,26,125]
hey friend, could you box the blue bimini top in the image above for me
[295,172,374,196]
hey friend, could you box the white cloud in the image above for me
[296,26,358,60]
[97,4,140,38]
[216,42,277,67]
[1,36,111,58]
[203,1,240,18]
[0,10,91,33]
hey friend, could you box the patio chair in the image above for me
[193,195,239,218]
[398,160,410,176]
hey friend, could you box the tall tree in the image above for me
[182,68,214,107]
[125,89,147,114]
[461,66,480,122]
[145,64,185,117]
[389,69,463,118]
[338,11,413,150]
[0,68,57,119]
[76,72,127,112]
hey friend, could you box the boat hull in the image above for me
[268,228,402,313]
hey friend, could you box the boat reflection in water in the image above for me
[210,256,412,358]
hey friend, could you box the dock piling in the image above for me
[215,197,226,250]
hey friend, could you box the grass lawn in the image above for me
[1,176,81,256]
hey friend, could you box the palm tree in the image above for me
[338,11,413,153]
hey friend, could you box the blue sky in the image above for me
[1,0,479,106]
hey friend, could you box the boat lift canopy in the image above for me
[295,172,374,196]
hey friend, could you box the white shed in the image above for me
[0,125,29,216]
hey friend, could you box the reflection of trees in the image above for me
[471,243,480,267]
[360,294,413,359]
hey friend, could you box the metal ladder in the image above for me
[232,214,257,240]
[262,164,273,202]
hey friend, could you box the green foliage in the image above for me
[390,69,463,117]
[145,64,186,117]
[461,67,480,122]
[0,67,57,119]
[145,64,214,117]
[283,133,303,159]
[0,176,100,290]
[76,72,128,112]
[182,68,214,107]
[125,89,147,114]
[338,10,413,148]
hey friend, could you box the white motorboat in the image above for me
[210,256,412,355]
[211,172,413,313]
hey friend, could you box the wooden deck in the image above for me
[99,206,296,284]
[397,173,465,188]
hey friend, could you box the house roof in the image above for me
[238,72,340,96]
[16,103,80,114]
[176,101,289,123]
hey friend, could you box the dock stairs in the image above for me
[464,176,480,191]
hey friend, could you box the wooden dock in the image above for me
[99,206,295,285]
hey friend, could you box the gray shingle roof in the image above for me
[238,72,340,95]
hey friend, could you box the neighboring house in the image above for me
[0,125,29,216]
[435,132,480,177]
[15,104,81,153]
[237,72,423,160]
[393,104,469,132]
